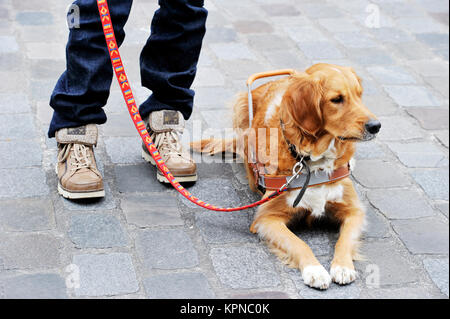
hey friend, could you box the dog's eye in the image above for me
[331,95,344,104]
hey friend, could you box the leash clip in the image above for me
[280,157,305,191]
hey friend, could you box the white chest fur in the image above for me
[286,184,344,217]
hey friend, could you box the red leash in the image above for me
[96,0,286,211]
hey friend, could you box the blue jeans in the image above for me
[48,0,207,137]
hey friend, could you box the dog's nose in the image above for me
[365,119,381,134]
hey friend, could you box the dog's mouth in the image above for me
[338,132,377,142]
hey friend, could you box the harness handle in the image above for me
[247,69,295,127]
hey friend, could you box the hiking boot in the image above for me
[55,124,105,199]
[142,110,197,183]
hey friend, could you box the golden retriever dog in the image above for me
[192,63,381,290]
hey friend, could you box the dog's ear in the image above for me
[283,74,323,137]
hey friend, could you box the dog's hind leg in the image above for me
[251,202,332,290]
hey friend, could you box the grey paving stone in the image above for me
[204,26,237,43]
[194,67,226,87]
[136,229,199,270]
[393,218,449,254]
[377,116,425,141]
[387,142,448,168]
[180,178,242,209]
[0,198,53,231]
[69,213,128,249]
[102,114,138,137]
[379,1,425,17]
[210,246,280,289]
[369,27,413,43]
[411,168,449,201]
[318,18,360,33]
[423,258,449,297]
[355,141,388,160]
[0,114,36,139]
[364,205,391,238]
[220,59,266,81]
[406,108,449,130]
[300,3,343,18]
[0,274,67,299]
[16,11,53,25]
[73,253,139,297]
[285,25,328,44]
[435,131,449,148]
[231,291,290,299]
[104,136,142,164]
[367,66,417,85]
[115,164,171,193]
[357,240,419,285]
[383,85,441,107]
[195,86,235,109]
[61,182,117,211]
[0,140,42,168]
[363,93,399,116]
[122,193,183,227]
[407,60,449,77]
[144,272,215,299]
[0,168,49,198]
[416,0,449,13]
[297,41,345,60]
[0,52,24,72]
[0,35,18,53]
[293,229,333,257]
[0,234,60,270]
[436,202,449,218]
[348,48,395,66]
[416,34,449,59]
[30,59,66,79]
[248,34,295,52]
[233,20,273,34]
[397,17,448,34]
[210,43,257,61]
[335,32,378,48]
[392,42,435,61]
[368,189,436,220]
[352,160,411,188]
[360,287,438,299]
[263,50,309,70]
[195,211,256,244]
[261,4,300,17]
[425,76,450,98]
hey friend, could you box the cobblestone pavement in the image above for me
[0,0,449,299]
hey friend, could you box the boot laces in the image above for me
[58,143,95,173]
[152,130,190,162]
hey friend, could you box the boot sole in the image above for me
[57,183,105,199]
[55,165,105,199]
[142,150,198,184]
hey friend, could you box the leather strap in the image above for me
[251,162,351,191]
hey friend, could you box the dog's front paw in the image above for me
[302,265,331,290]
[330,265,357,285]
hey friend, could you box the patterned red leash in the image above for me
[96,0,286,211]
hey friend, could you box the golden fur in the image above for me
[191,63,380,289]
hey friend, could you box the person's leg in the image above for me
[139,0,208,120]
[48,0,133,138]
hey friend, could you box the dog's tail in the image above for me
[190,138,237,156]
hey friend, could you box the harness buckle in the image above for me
[279,157,305,191]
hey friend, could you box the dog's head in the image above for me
[283,63,381,142]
